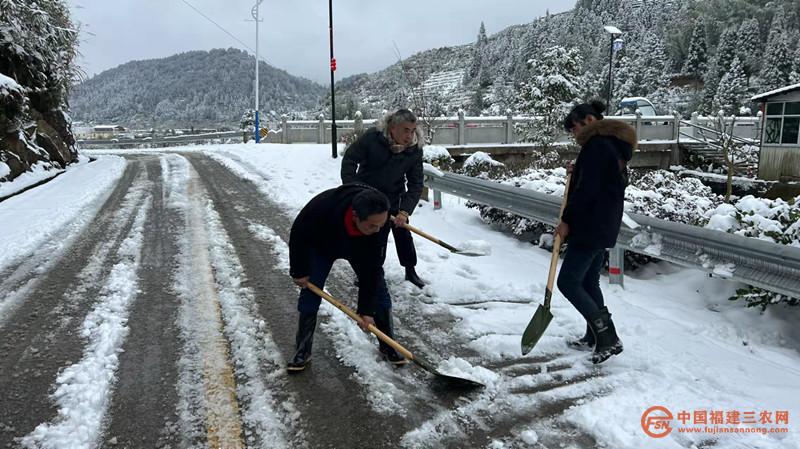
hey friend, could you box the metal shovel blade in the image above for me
[452,250,487,257]
[412,353,485,389]
[521,304,553,355]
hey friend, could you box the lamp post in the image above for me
[252,0,264,143]
[328,0,338,158]
[603,25,623,115]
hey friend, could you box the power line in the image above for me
[179,0,273,66]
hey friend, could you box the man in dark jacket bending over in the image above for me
[287,183,407,371]
[341,109,426,288]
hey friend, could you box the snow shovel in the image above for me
[307,283,484,388]
[399,222,487,257]
[521,174,572,355]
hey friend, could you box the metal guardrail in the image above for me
[424,168,800,298]
[78,130,242,147]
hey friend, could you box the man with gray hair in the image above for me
[341,108,425,289]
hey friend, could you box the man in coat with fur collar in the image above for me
[341,109,426,288]
[556,100,634,364]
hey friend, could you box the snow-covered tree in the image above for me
[736,18,761,80]
[791,45,800,83]
[759,10,793,90]
[514,46,583,146]
[682,18,708,80]
[713,56,748,116]
[466,22,490,87]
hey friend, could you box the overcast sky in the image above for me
[66,0,571,84]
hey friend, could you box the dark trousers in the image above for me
[556,245,606,322]
[378,215,417,268]
[295,250,394,355]
[297,250,392,315]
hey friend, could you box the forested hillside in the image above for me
[69,48,325,128]
[333,0,800,119]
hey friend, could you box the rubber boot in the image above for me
[568,323,595,350]
[373,308,408,366]
[287,313,317,372]
[404,267,425,289]
[588,307,623,364]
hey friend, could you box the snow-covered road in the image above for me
[0,144,797,449]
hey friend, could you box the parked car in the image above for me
[617,97,658,116]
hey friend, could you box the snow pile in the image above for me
[457,239,492,256]
[0,161,10,180]
[436,356,500,387]
[0,72,24,95]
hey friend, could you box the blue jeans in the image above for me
[556,245,606,322]
[297,250,392,315]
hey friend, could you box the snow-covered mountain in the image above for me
[69,48,326,128]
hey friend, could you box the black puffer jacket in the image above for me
[289,183,385,316]
[341,127,424,214]
[561,119,635,250]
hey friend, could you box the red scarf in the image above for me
[343,206,365,237]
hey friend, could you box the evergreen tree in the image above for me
[514,46,583,145]
[682,17,708,79]
[791,45,800,83]
[759,9,792,90]
[716,27,738,79]
[466,22,490,84]
[736,18,761,80]
[713,56,748,115]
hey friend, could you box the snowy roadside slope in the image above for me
[198,143,800,449]
[0,156,126,272]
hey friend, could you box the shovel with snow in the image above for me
[521,174,572,355]
[306,283,484,388]
[399,221,490,257]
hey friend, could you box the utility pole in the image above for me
[252,0,264,143]
[328,0,337,158]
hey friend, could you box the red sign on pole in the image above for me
[330,58,337,71]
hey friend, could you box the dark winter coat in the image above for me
[561,119,635,250]
[341,127,424,214]
[289,183,386,316]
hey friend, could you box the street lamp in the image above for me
[252,0,264,143]
[604,25,623,115]
[328,0,338,158]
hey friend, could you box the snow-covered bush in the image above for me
[705,195,800,247]
[626,170,721,226]
[463,165,799,308]
[458,151,507,179]
[422,145,455,171]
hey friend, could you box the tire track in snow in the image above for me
[20,180,152,448]
[101,155,184,448]
[172,155,300,449]
[0,159,129,329]
[0,165,154,447]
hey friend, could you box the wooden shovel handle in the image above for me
[544,174,571,308]
[398,221,460,252]
[306,283,414,361]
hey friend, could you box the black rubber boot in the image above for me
[374,309,408,366]
[404,267,425,289]
[568,323,595,350]
[287,313,317,372]
[588,307,623,364]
